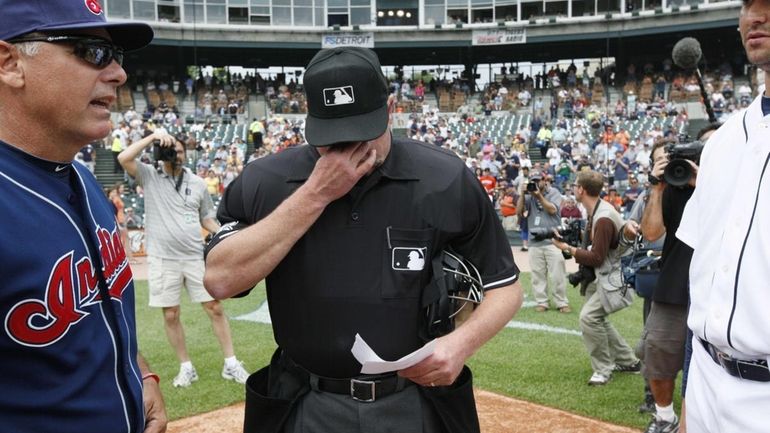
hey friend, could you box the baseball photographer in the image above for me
[517,171,571,313]
[118,131,249,388]
[638,129,710,433]
[552,170,640,386]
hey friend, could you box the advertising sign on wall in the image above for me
[471,28,526,46]
[322,33,375,48]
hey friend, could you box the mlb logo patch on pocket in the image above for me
[392,247,426,271]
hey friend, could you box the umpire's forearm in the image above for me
[448,281,522,361]
[203,184,328,299]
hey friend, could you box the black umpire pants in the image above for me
[245,349,479,433]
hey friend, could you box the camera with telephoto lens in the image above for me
[663,140,704,187]
[530,219,583,259]
[568,265,596,287]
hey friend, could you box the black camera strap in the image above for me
[159,161,187,201]
[574,202,603,295]
[173,166,185,192]
[583,200,601,249]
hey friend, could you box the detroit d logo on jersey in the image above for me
[323,86,354,106]
[392,247,426,271]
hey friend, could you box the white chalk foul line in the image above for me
[233,301,271,323]
[234,301,582,337]
[504,321,582,336]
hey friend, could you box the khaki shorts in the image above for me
[148,256,214,307]
[640,301,688,380]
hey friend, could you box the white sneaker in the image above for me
[172,365,199,388]
[587,372,611,386]
[222,361,249,384]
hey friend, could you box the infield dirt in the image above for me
[167,389,638,433]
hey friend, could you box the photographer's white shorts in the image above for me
[147,256,214,307]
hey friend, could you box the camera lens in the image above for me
[663,159,692,187]
[568,272,583,287]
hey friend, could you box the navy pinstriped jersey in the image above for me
[0,141,144,433]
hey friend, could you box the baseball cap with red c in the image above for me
[0,0,154,51]
[303,47,390,147]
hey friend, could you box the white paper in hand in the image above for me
[350,333,437,374]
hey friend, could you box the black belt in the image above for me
[699,338,770,382]
[313,373,415,403]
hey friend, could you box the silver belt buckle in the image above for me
[350,378,376,402]
[735,359,749,380]
[716,350,732,369]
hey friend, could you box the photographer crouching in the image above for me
[552,170,641,386]
[118,130,249,388]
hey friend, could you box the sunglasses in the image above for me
[9,35,124,68]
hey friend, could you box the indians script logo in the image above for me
[4,226,132,347]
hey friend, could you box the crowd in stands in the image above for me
[102,58,758,239]
[117,71,258,124]
[403,62,757,226]
[409,106,682,223]
[103,108,307,225]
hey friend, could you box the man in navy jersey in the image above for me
[0,1,166,432]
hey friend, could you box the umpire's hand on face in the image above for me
[308,141,377,204]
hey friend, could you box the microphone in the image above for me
[672,37,702,69]
[672,37,717,124]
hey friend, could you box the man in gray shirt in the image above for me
[119,130,249,388]
[517,172,570,312]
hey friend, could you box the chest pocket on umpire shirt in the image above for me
[382,227,434,299]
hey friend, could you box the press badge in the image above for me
[534,216,541,226]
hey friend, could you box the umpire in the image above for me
[204,47,522,433]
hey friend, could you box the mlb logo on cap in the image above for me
[324,86,355,106]
[392,247,426,271]
[303,47,390,147]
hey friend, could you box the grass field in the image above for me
[136,272,679,429]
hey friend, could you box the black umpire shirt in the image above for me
[653,185,694,306]
[207,137,519,378]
